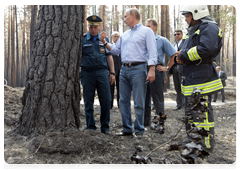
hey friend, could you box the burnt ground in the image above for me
[4,77,236,166]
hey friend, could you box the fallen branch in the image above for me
[145,122,185,158]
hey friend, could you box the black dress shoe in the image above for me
[172,106,181,111]
[115,131,132,136]
[102,130,111,135]
[134,132,143,138]
[212,100,216,102]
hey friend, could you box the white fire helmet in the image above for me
[180,5,209,20]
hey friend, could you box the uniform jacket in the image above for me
[179,21,223,96]
[81,31,111,70]
[219,70,227,87]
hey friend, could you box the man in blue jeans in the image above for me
[144,19,176,126]
[101,8,157,137]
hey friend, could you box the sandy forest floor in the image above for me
[4,77,236,166]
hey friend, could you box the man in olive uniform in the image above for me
[81,15,115,135]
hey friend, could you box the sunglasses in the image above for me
[174,33,181,36]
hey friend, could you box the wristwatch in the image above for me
[166,66,169,70]
[104,42,108,46]
[110,72,116,76]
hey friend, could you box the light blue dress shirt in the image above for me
[155,34,176,65]
[109,23,157,66]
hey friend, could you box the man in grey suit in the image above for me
[169,30,185,110]
[213,66,227,102]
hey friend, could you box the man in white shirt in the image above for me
[100,8,157,137]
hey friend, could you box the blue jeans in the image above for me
[119,63,147,134]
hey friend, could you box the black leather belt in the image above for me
[122,62,146,67]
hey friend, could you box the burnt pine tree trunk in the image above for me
[7,5,11,86]
[114,5,118,31]
[160,5,166,37]
[233,5,238,76]
[141,5,145,27]
[21,5,26,87]
[15,5,20,87]
[165,5,170,89]
[103,5,106,31]
[27,6,31,71]
[11,5,15,88]
[100,5,103,33]
[16,5,84,136]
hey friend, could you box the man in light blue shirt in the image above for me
[101,8,157,137]
[144,19,176,126]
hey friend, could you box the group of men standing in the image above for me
[81,5,224,152]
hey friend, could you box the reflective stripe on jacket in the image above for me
[180,21,223,96]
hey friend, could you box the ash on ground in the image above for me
[4,77,236,164]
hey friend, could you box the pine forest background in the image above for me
[3,5,236,88]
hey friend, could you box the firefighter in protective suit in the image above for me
[176,5,223,152]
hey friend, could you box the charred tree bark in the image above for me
[30,5,39,60]
[16,5,84,136]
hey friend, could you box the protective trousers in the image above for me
[185,95,215,152]
[81,69,111,132]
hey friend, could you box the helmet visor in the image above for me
[181,11,192,15]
